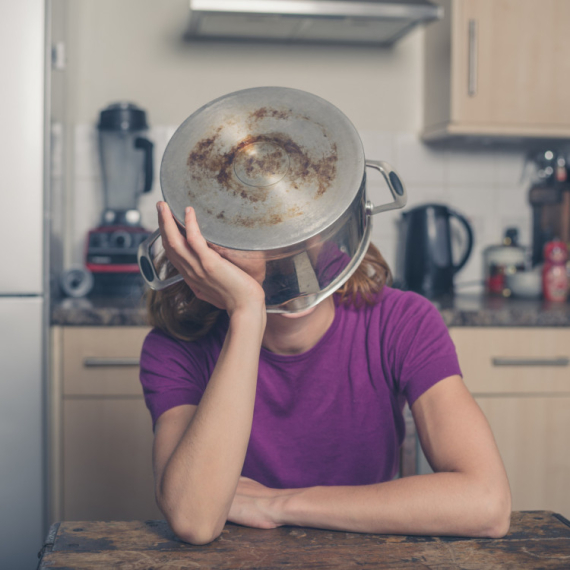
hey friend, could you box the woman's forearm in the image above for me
[277,472,511,538]
[159,307,266,543]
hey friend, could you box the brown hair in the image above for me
[146,242,392,342]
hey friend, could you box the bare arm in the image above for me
[231,375,512,538]
[152,203,266,545]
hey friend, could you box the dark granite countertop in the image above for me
[434,294,570,327]
[51,293,570,327]
[51,295,149,327]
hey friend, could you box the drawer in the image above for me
[450,328,570,395]
[62,327,151,396]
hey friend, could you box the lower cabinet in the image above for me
[449,327,570,518]
[474,395,570,515]
[51,326,161,522]
[62,398,160,521]
[52,325,570,522]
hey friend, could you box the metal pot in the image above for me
[138,87,407,313]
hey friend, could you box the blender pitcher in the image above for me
[98,102,154,226]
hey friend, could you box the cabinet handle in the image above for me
[492,357,570,367]
[468,19,478,97]
[83,358,140,368]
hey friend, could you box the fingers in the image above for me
[157,201,203,274]
[157,201,222,285]
[155,202,266,312]
[157,201,185,251]
[184,206,210,258]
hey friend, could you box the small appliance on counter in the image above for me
[483,228,527,296]
[542,240,569,302]
[505,268,542,299]
[526,149,570,266]
[85,102,154,296]
[401,204,473,299]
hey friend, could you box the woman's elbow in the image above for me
[158,496,226,544]
[484,502,511,539]
[157,488,227,544]
[478,485,512,539]
[169,515,225,545]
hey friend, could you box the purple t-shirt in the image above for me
[139,287,461,489]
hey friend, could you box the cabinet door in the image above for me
[452,0,570,130]
[476,396,570,519]
[63,398,162,521]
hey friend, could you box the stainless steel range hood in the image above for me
[187,0,443,46]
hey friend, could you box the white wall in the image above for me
[64,0,423,131]
[61,0,532,293]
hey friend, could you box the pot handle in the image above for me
[365,160,407,215]
[137,229,184,291]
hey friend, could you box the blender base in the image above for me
[90,272,146,299]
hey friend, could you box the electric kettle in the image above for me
[401,204,473,298]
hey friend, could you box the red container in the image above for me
[542,241,569,302]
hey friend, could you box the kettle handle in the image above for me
[137,228,184,290]
[448,208,474,274]
[365,160,407,215]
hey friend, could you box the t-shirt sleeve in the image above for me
[390,292,462,407]
[139,328,208,430]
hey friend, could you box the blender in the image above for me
[86,102,154,295]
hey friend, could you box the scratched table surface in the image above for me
[37,511,570,569]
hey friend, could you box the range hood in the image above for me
[187,0,443,46]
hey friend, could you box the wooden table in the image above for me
[37,511,570,569]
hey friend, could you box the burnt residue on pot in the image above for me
[188,132,337,199]
[185,107,338,227]
[249,107,292,122]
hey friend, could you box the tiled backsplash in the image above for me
[69,124,532,293]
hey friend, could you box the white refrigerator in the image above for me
[0,0,48,568]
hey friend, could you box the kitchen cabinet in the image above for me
[449,327,570,518]
[50,326,161,522]
[50,321,569,522]
[423,0,570,141]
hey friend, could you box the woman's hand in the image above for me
[228,477,298,530]
[157,201,266,316]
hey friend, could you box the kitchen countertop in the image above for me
[51,295,150,327]
[51,292,570,327]
[434,293,570,327]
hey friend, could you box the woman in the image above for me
[140,202,511,545]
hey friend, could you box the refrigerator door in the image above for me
[0,0,45,295]
[0,297,44,569]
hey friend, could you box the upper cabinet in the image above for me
[423,0,570,141]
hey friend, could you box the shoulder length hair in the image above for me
[146,242,392,342]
